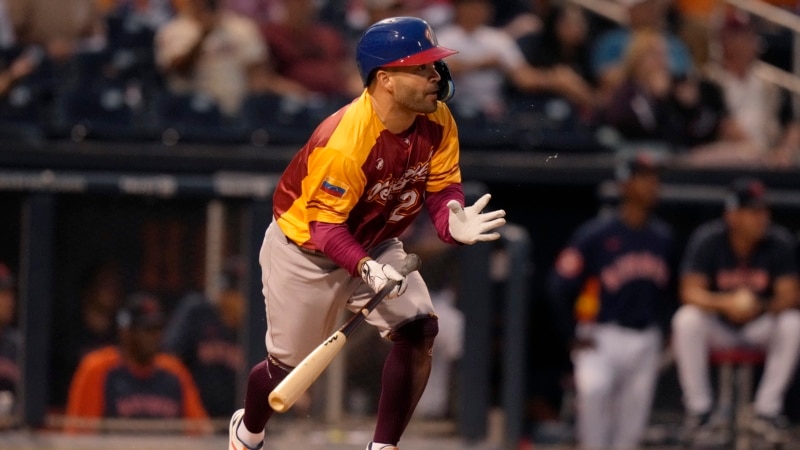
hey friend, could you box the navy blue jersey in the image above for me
[549,212,675,336]
[680,218,798,302]
[65,346,209,431]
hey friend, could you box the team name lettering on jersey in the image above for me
[601,252,669,293]
[716,268,769,292]
[366,161,429,204]
[115,394,181,417]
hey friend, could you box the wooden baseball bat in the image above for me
[268,253,422,413]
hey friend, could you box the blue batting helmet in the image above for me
[356,16,458,86]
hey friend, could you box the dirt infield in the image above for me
[1,428,504,450]
[0,417,499,450]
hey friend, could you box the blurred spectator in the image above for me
[6,0,106,64]
[500,0,545,41]
[516,3,594,86]
[436,0,593,122]
[668,69,750,150]
[512,3,598,117]
[602,23,757,158]
[672,0,724,67]
[4,0,107,120]
[260,0,362,102]
[0,263,20,420]
[220,0,276,28]
[601,29,682,149]
[690,10,800,167]
[65,292,211,434]
[162,259,245,418]
[591,0,693,106]
[154,0,305,117]
[50,261,124,410]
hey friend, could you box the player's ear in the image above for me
[375,69,394,91]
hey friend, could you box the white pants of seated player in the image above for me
[672,305,800,416]
[572,323,661,450]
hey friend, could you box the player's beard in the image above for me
[395,85,439,114]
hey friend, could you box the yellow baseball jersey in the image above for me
[273,89,462,252]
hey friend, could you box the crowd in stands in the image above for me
[0,0,798,162]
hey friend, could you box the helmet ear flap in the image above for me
[434,60,455,102]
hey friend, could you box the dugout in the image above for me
[0,169,276,429]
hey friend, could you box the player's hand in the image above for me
[722,288,762,324]
[360,259,408,299]
[447,193,506,244]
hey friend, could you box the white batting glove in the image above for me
[447,193,506,245]
[360,259,408,299]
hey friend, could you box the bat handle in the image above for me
[339,254,421,337]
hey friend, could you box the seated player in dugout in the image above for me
[64,292,212,435]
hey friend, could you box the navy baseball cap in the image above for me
[0,263,14,290]
[615,152,661,182]
[117,292,166,329]
[725,177,767,210]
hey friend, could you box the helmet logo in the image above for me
[425,27,435,46]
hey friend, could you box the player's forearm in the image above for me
[310,221,368,277]
[680,284,731,312]
[766,277,800,313]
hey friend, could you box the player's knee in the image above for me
[672,304,707,332]
[776,308,800,338]
[390,315,439,346]
[580,375,614,402]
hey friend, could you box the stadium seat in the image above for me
[52,79,143,142]
[240,93,332,146]
[151,91,246,145]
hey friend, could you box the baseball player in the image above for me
[227,16,506,450]
[64,293,211,434]
[673,177,800,447]
[548,153,676,449]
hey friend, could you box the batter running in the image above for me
[228,16,506,450]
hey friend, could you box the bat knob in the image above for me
[268,393,289,412]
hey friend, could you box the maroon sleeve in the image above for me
[426,183,465,245]
[310,221,369,277]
